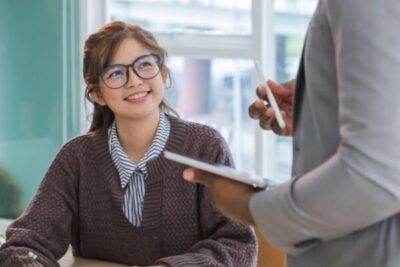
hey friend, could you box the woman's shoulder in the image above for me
[59,131,106,155]
[167,115,233,165]
[62,132,92,147]
[170,115,223,137]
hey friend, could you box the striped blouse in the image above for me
[108,112,170,226]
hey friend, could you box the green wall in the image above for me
[0,0,81,213]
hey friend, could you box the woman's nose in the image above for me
[126,67,143,88]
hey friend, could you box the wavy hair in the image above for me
[83,21,177,132]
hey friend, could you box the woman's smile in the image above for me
[124,90,151,103]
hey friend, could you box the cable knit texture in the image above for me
[0,115,257,267]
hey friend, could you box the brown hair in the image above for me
[83,21,177,132]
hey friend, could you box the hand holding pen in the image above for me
[249,60,295,136]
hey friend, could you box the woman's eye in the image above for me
[138,61,153,69]
[108,70,124,79]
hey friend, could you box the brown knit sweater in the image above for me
[0,116,257,267]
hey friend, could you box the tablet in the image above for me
[164,150,279,189]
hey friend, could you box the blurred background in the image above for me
[0,0,317,222]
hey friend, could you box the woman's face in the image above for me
[97,38,166,122]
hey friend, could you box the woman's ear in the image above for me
[89,91,106,106]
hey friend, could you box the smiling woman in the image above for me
[0,21,257,267]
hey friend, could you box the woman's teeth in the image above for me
[126,92,148,100]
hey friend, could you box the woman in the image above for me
[0,21,257,267]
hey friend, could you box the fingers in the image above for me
[182,168,197,182]
[258,107,276,130]
[248,99,267,119]
[267,80,293,97]
[248,84,269,119]
[254,104,292,135]
[256,84,268,100]
[183,168,214,187]
[249,81,294,134]
[270,110,293,136]
[249,99,277,130]
[183,168,240,190]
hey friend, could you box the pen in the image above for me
[253,59,286,129]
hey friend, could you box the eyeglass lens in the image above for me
[101,54,160,89]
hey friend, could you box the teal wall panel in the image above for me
[0,0,80,213]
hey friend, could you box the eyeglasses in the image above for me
[100,54,162,89]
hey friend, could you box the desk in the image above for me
[256,228,286,267]
[60,257,129,267]
[58,247,129,267]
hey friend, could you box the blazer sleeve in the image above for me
[156,129,257,267]
[249,0,400,254]
[0,143,79,266]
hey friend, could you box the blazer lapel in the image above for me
[293,41,306,132]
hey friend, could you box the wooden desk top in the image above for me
[60,257,129,267]
[59,247,129,267]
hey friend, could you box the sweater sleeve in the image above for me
[0,142,79,267]
[156,128,257,267]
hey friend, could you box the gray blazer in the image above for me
[250,0,400,266]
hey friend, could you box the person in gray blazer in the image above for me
[183,0,400,266]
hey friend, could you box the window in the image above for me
[87,0,318,180]
[165,57,255,171]
[107,0,251,35]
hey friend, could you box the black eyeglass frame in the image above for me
[99,53,162,89]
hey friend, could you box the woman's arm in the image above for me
[0,142,80,266]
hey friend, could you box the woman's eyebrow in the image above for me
[109,53,152,66]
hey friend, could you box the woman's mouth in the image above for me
[124,91,150,103]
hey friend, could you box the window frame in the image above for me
[80,0,287,179]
